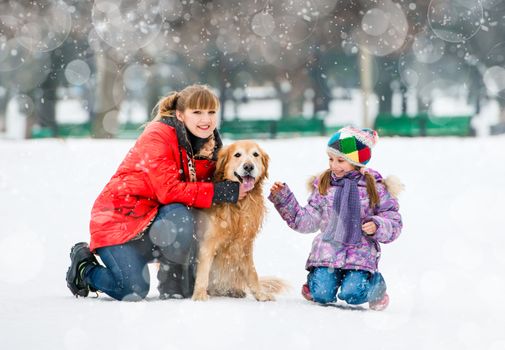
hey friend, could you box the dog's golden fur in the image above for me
[192,140,287,301]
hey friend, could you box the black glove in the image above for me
[212,180,240,204]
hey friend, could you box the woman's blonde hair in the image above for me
[318,168,379,209]
[151,84,220,122]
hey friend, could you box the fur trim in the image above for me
[306,172,325,192]
[383,175,404,198]
[306,175,317,192]
[194,135,216,159]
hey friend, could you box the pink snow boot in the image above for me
[369,292,389,311]
[301,283,313,301]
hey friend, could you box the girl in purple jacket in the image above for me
[269,126,402,310]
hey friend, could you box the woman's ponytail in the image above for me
[151,91,179,122]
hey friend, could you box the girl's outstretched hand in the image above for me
[362,221,377,235]
[270,181,285,195]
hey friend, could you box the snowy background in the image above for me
[2,0,505,348]
[1,135,505,349]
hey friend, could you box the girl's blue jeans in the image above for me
[83,204,197,301]
[307,267,387,305]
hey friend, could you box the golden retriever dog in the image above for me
[192,140,287,301]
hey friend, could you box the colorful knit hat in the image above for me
[327,126,379,166]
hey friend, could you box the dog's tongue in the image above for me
[242,176,255,192]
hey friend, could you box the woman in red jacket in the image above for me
[66,84,248,301]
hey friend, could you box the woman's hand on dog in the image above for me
[270,182,285,195]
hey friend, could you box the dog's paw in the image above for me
[192,288,209,301]
[254,292,275,302]
[226,289,247,298]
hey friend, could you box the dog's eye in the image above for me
[253,152,259,157]
[234,152,241,158]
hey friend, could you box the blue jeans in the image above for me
[84,204,197,301]
[308,267,386,305]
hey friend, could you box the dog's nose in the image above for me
[243,163,254,173]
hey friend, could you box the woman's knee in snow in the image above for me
[115,279,150,301]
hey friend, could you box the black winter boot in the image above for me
[181,263,196,298]
[66,242,99,297]
[158,262,195,299]
[158,262,183,299]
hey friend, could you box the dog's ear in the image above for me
[259,147,269,181]
[214,145,229,181]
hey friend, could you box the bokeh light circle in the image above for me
[123,64,151,91]
[16,1,72,53]
[65,59,91,86]
[361,8,389,37]
[102,110,120,134]
[0,38,31,72]
[482,42,505,101]
[251,13,276,37]
[160,0,184,22]
[92,0,162,51]
[216,34,241,54]
[483,66,505,96]
[271,15,317,46]
[481,0,505,11]
[412,32,445,64]
[354,0,408,57]
[10,94,35,116]
[486,41,505,66]
[402,68,420,87]
[428,0,483,43]
[0,16,31,72]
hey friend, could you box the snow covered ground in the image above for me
[1,135,505,349]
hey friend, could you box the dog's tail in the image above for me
[259,277,290,295]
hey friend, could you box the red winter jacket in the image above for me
[89,121,216,251]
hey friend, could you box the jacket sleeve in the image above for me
[369,182,402,243]
[268,184,323,233]
[138,126,214,208]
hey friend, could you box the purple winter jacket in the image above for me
[268,170,402,273]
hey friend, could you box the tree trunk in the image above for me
[146,78,161,122]
[218,76,227,125]
[36,76,58,136]
[92,53,121,138]
[400,84,408,114]
[0,90,7,133]
[274,79,289,119]
[359,48,373,128]
[309,51,330,116]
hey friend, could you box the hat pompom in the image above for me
[343,126,378,148]
[360,128,379,148]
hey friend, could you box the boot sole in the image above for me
[66,243,90,297]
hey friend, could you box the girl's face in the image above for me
[176,108,217,138]
[328,153,355,178]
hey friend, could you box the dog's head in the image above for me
[214,140,269,192]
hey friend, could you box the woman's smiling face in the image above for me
[176,108,217,138]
